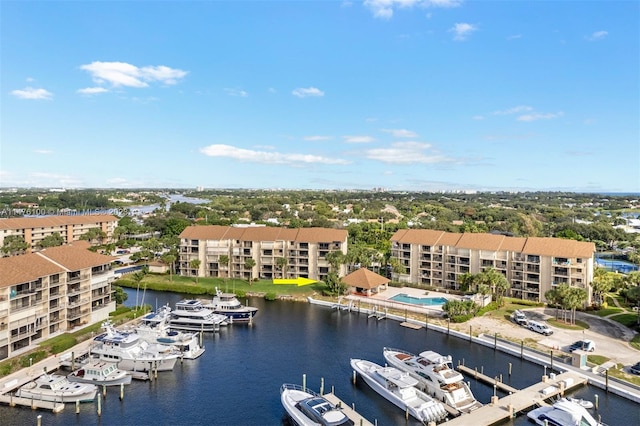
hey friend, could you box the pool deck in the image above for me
[344,286,461,316]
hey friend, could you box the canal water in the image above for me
[1,289,637,425]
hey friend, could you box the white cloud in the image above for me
[363,0,461,19]
[517,111,564,122]
[450,23,477,41]
[225,88,248,97]
[80,61,188,88]
[491,105,533,115]
[343,135,375,144]
[77,87,109,95]
[365,141,453,164]
[507,34,522,40]
[586,30,608,41]
[33,149,53,155]
[30,172,83,187]
[199,144,350,165]
[472,115,484,120]
[107,177,129,185]
[11,87,53,100]
[292,87,325,98]
[304,135,333,141]
[381,128,418,138]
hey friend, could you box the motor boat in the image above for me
[202,288,258,322]
[135,304,205,359]
[350,358,447,423]
[67,360,132,386]
[383,347,482,413]
[91,320,180,372]
[567,397,594,409]
[169,299,228,332]
[527,398,606,426]
[280,384,353,426]
[16,373,97,403]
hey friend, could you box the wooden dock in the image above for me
[400,321,422,330]
[0,394,65,413]
[444,371,588,425]
[457,365,518,394]
[323,392,374,426]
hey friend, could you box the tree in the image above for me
[458,272,476,293]
[132,267,148,309]
[276,256,288,279]
[219,254,230,291]
[189,259,201,283]
[326,251,346,274]
[113,286,128,304]
[324,271,347,295]
[477,268,510,307]
[590,268,614,306]
[2,235,30,256]
[36,232,64,249]
[244,258,256,285]
[567,287,588,324]
[161,253,176,281]
[80,227,107,245]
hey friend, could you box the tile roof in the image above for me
[342,268,390,289]
[36,243,116,272]
[0,253,66,288]
[0,215,118,230]
[391,230,595,258]
[179,226,347,243]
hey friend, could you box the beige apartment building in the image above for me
[178,225,348,282]
[0,243,116,360]
[0,214,118,252]
[390,229,596,304]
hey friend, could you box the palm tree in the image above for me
[132,266,148,309]
[458,272,476,293]
[219,254,230,291]
[478,268,510,307]
[189,259,201,284]
[161,253,176,281]
[244,258,256,285]
[567,287,587,324]
[276,257,288,279]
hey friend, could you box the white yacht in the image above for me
[383,347,482,414]
[16,373,98,403]
[91,321,180,372]
[280,384,354,426]
[169,299,228,332]
[350,358,447,424]
[202,288,258,322]
[527,398,606,426]
[135,305,205,359]
[67,360,132,386]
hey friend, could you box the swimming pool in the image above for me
[389,293,448,306]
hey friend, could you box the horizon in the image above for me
[2,1,639,192]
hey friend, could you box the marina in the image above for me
[0,290,637,425]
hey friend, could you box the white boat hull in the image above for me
[16,375,97,403]
[383,347,482,414]
[350,358,447,423]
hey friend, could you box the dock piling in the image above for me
[120,383,124,401]
[76,400,80,414]
[595,394,599,410]
[509,362,512,377]
[320,377,324,395]
[97,393,102,417]
[302,374,306,392]
[352,370,356,385]
[37,414,42,426]
[102,384,106,397]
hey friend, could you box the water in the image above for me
[389,294,448,306]
[1,289,637,426]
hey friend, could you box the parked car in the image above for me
[568,339,595,353]
[630,362,640,375]
[528,320,553,336]
[512,310,528,326]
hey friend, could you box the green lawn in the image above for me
[593,307,624,317]
[115,273,329,299]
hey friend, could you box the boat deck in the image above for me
[322,392,374,426]
[444,371,588,426]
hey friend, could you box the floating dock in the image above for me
[0,394,65,413]
[322,393,374,426]
[444,371,588,426]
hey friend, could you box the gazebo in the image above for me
[342,268,390,296]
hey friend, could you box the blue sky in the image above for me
[1,0,639,192]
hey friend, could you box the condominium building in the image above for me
[178,226,348,282]
[390,230,596,304]
[0,214,118,252]
[0,243,116,360]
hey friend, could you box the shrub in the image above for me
[264,292,277,301]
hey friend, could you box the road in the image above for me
[462,307,640,371]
